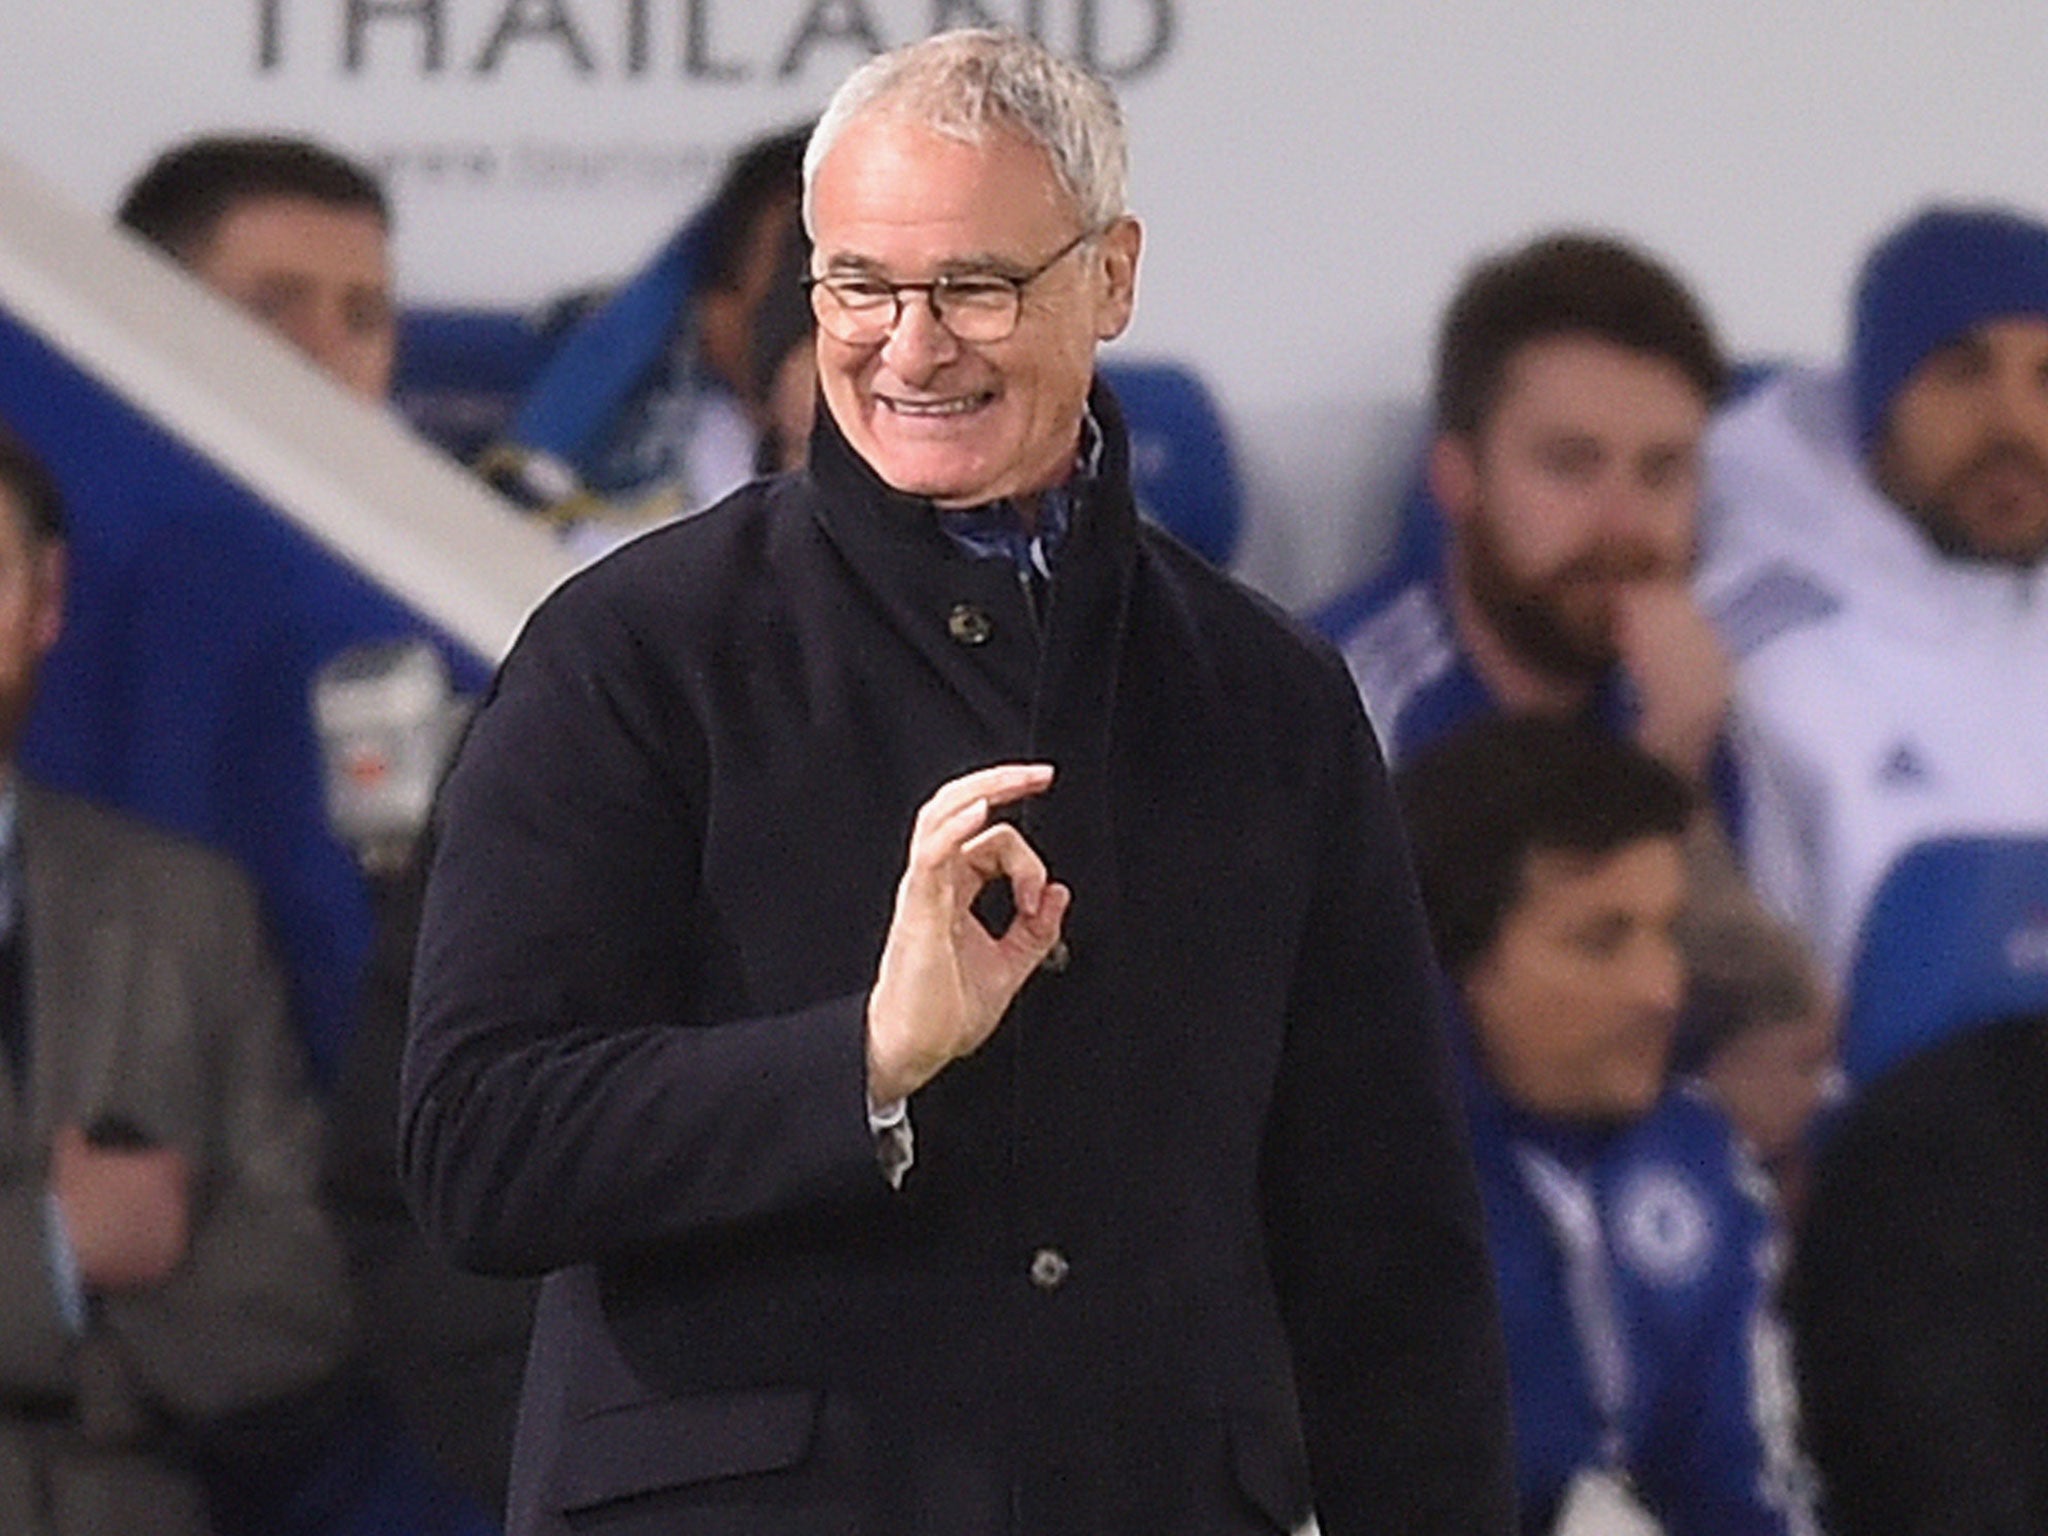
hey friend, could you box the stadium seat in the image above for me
[1099,357,1243,567]
[1840,833,2048,1089]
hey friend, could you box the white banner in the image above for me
[11,3,2048,604]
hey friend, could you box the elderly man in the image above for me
[1703,204,2048,981]
[402,28,1513,1536]
[0,423,349,1536]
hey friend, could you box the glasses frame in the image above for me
[804,225,1103,346]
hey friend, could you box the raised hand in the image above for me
[866,763,1071,1104]
[1615,580,1732,786]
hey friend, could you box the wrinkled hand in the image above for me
[1615,581,1732,786]
[867,764,1071,1104]
[50,1123,192,1293]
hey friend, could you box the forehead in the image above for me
[809,111,1074,267]
[1508,837,1687,929]
[1485,334,1708,443]
[196,195,390,278]
[1915,313,2048,374]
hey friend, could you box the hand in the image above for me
[866,763,1071,1104]
[49,1123,192,1293]
[1614,581,1732,786]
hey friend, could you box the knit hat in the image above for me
[1851,204,2048,452]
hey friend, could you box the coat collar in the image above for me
[798,379,1141,928]
[803,376,1140,577]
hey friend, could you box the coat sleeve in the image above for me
[0,1182,77,1395]
[1259,658,1517,1536]
[323,861,535,1514]
[400,586,891,1278]
[1785,1068,2038,1536]
[97,846,353,1422]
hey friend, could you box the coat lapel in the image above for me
[17,783,138,1142]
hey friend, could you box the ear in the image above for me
[1091,216,1142,342]
[694,287,748,394]
[1428,431,1481,527]
[32,540,64,657]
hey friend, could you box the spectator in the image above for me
[744,210,817,476]
[118,136,396,403]
[1673,897,1838,1198]
[0,421,349,1536]
[1317,233,1733,794]
[1399,716,1819,1536]
[1784,1008,2048,1536]
[1702,204,2048,980]
[117,132,530,1524]
[481,125,812,555]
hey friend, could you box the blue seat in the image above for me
[1099,357,1244,568]
[1841,834,2048,1089]
[391,316,1249,569]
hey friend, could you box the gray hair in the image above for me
[802,28,1128,236]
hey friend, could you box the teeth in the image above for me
[886,396,982,416]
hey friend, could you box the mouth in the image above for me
[877,390,996,420]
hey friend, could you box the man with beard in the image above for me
[1701,205,2048,982]
[1318,234,1733,803]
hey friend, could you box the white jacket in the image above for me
[1699,366,2048,979]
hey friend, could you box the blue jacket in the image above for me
[1460,1059,1817,1536]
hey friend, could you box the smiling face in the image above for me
[1439,335,1706,680]
[806,110,1139,507]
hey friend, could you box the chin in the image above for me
[854,430,1001,502]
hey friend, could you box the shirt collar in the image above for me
[938,408,1102,578]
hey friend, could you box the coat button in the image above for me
[947,603,994,645]
[1029,1247,1070,1290]
[1039,938,1071,974]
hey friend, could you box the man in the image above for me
[1316,234,1731,790]
[402,29,1514,1536]
[0,422,350,1536]
[1784,1007,2048,1536]
[109,133,533,1521]
[1701,203,2048,981]
[117,135,396,402]
[1672,897,1838,1198]
[482,125,813,553]
[1397,716,1818,1536]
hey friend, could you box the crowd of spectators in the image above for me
[1,72,2045,1536]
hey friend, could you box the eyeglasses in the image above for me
[804,227,1100,346]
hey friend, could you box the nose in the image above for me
[878,290,960,384]
[1988,361,2048,439]
[1635,933,1686,1018]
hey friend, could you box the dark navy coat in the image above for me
[401,385,1513,1536]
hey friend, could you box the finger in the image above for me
[1008,879,1070,952]
[959,822,1051,912]
[913,762,1055,838]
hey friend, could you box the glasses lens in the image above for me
[810,279,893,344]
[933,278,1021,343]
